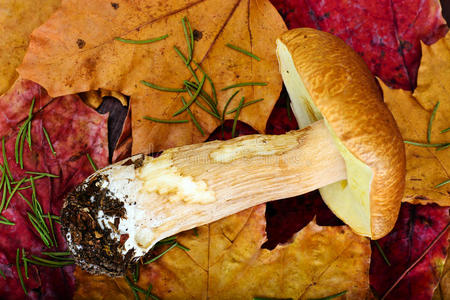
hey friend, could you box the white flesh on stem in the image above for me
[276,40,373,237]
[92,120,346,259]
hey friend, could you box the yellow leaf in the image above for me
[0,0,60,95]
[74,205,371,299]
[17,0,286,153]
[380,32,450,206]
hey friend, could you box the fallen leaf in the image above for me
[0,79,108,299]
[100,90,127,107]
[0,0,61,95]
[74,205,371,299]
[413,32,450,131]
[370,203,449,300]
[18,0,286,153]
[433,248,450,299]
[381,79,450,205]
[269,0,448,90]
[379,31,450,205]
[80,90,103,109]
[381,73,449,206]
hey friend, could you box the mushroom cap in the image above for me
[277,28,406,239]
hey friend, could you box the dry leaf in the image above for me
[0,0,60,95]
[74,205,371,299]
[80,90,103,109]
[380,32,450,206]
[100,89,127,106]
[433,251,450,300]
[80,89,128,109]
[18,0,286,153]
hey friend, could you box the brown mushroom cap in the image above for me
[277,28,406,239]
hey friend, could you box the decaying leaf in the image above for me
[270,0,448,90]
[380,32,450,205]
[0,0,60,95]
[433,249,450,300]
[18,0,286,153]
[80,90,103,109]
[74,205,371,299]
[381,80,449,205]
[370,203,449,299]
[413,33,450,131]
[0,79,109,299]
[100,90,127,107]
[80,90,127,109]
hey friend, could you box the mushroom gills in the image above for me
[276,40,373,237]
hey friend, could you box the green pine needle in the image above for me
[86,153,98,171]
[231,97,245,138]
[221,82,267,91]
[115,34,168,44]
[173,75,206,116]
[374,241,391,266]
[181,96,204,136]
[226,98,264,114]
[25,171,59,178]
[404,141,449,148]
[4,177,26,211]
[2,137,12,180]
[141,80,186,93]
[435,179,450,188]
[427,101,440,143]
[226,43,261,61]
[145,242,178,264]
[42,127,56,156]
[143,116,189,124]
[16,248,27,295]
[22,249,29,279]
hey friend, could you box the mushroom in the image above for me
[61,28,405,276]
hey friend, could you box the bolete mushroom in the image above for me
[61,28,405,276]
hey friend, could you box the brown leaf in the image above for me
[381,32,450,206]
[433,249,450,300]
[18,0,286,153]
[74,205,371,299]
[0,0,60,95]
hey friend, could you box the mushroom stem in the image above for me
[62,119,346,275]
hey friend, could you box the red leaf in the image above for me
[0,79,108,299]
[370,203,449,299]
[270,0,448,90]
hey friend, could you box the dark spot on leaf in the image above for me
[323,12,330,18]
[76,39,86,49]
[111,2,119,9]
[193,30,203,41]
[414,195,429,200]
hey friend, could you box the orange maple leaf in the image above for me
[381,32,450,206]
[0,0,60,95]
[74,205,371,299]
[18,0,287,153]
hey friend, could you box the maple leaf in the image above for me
[370,203,449,299]
[17,0,287,153]
[0,79,109,299]
[269,0,448,90]
[74,205,371,299]
[0,0,60,95]
[380,32,450,205]
[381,79,449,206]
